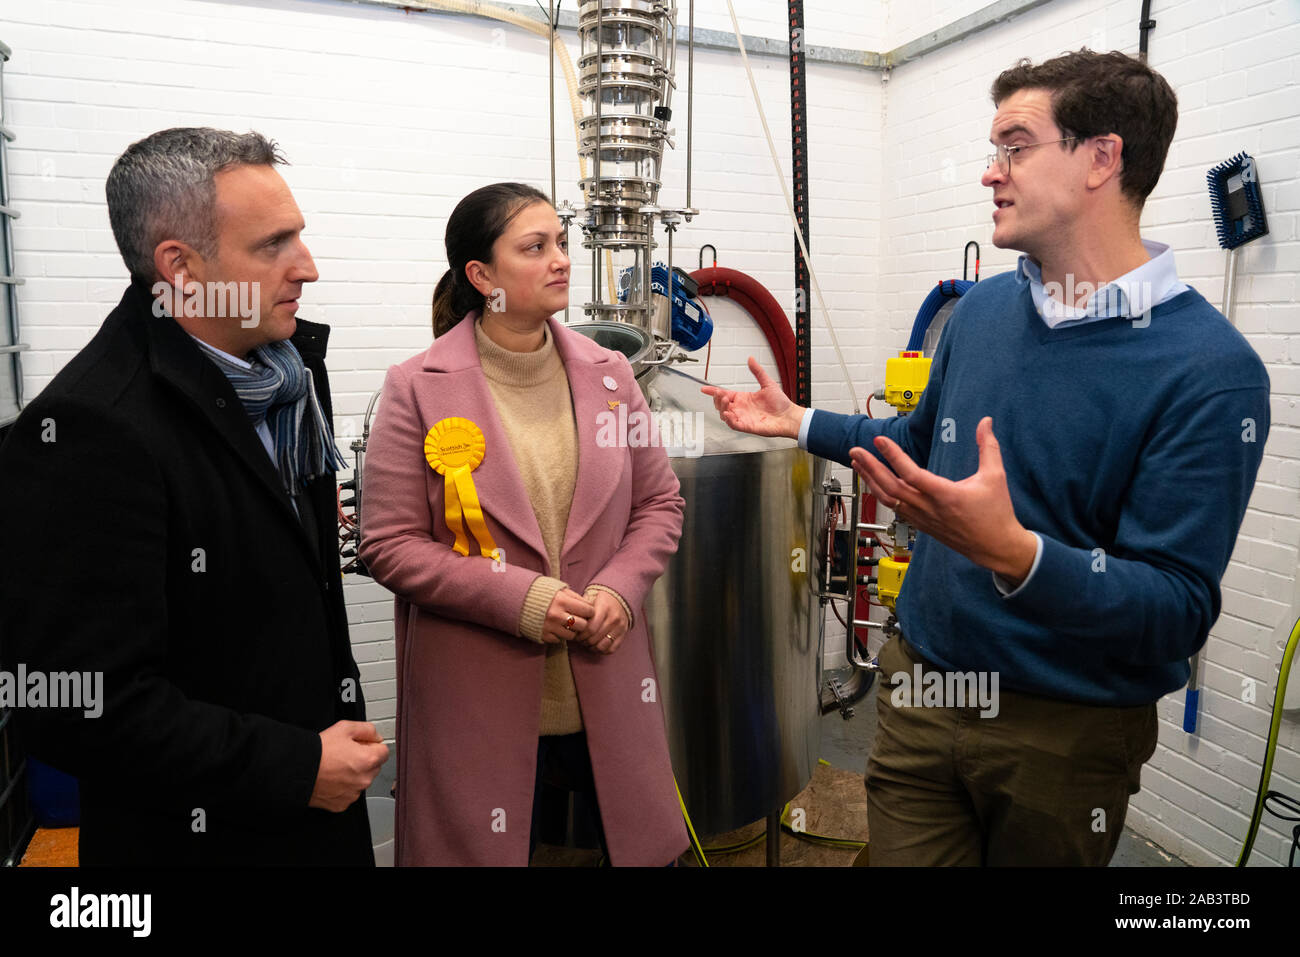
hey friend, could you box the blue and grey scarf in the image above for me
[197,338,348,495]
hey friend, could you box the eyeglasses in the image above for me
[986,137,1078,176]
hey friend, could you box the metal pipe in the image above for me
[562,216,571,323]
[666,221,673,319]
[1222,247,1239,324]
[549,0,556,204]
[643,212,653,335]
[593,1,603,218]
[637,339,680,368]
[361,387,382,440]
[686,0,694,209]
[820,475,876,670]
[845,473,865,669]
[665,0,678,112]
[0,41,25,418]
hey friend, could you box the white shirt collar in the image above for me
[1016,239,1188,328]
[189,333,254,369]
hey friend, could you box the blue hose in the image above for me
[906,280,974,352]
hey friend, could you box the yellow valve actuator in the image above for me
[876,556,910,610]
[884,351,931,413]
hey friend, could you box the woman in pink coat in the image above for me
[359,183,688,866]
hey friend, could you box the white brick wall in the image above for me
[878,0,1300,867]
[2,0,1296,865]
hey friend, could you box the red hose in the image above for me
[690,267,798,401]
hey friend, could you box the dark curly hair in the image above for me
[991,49,1178,209]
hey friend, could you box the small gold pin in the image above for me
[607,400,621,410]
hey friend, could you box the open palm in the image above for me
[700,357,804,439]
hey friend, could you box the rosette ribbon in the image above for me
[423,417,500,560]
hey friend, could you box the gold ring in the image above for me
[605,633,614,642]
[564,615,575,630]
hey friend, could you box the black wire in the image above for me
[1138,0,1155,61]
[1262,791,1300,866]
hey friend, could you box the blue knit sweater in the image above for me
[808,272,1271,705]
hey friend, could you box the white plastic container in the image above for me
[368,796,395,867]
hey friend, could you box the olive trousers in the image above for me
[862,636,1158,866]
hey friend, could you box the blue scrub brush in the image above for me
[1207,152,1269,251]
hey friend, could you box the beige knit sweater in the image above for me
[474,318,622,736]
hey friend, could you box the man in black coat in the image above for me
[0,128,387,865]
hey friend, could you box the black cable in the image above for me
[1262,791,1300,867]
[1139,0,1156,61]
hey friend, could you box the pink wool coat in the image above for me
[359,314,688,866]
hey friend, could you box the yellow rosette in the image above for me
[424,417,500,560]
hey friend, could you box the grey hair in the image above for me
[105,128,286,284]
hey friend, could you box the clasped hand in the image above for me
[543,588,628,654]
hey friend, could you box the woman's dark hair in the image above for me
[431,182,552,337]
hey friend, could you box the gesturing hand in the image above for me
[849,416,1038,587]
[700,357,806,439]
[571,590,630,655]
[543,589,596,645]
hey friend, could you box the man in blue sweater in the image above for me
[703,50,1270,864]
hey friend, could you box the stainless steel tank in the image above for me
[574,343,824,835]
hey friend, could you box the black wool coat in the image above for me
[0,281,373,865]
